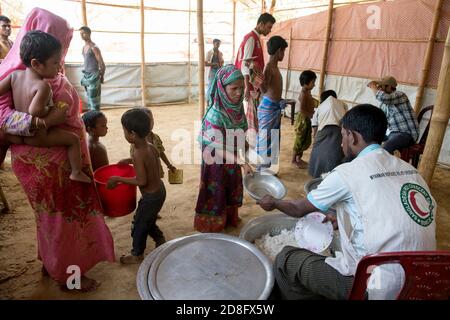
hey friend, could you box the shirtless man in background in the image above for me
[256,35,288,171]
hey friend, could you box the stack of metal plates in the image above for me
[136,233,274,300]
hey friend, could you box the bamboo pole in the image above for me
[414,0,443,114]
[318,0,334,95]
[87,29,232,36]
[197,0,205,118]
[232,0,237,62]
[140,0,147,107]
[284,27,293,99]
[418,27,450,185]
[188,0,192,104]
[274,0,380,12]
[269,0,277,15]
[66,0,232,13]
[81,0,88,26]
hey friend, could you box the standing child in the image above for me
[0,30,91,183]
[107,108,166,264]
[119,107,177,179]
[119,107,176,219]
[256,35,288,170]
[292,70,317,169]
[82,110,109,172]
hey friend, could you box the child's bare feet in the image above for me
[120,254,143,264]
[60,276,100,292]
[70,170,92,183]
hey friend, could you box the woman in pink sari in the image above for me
[0,8,115,291]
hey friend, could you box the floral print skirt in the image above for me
[194,163,243,232]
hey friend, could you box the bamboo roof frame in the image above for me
[73,0,449,185]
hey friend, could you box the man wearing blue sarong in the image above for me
[80,26,105,111]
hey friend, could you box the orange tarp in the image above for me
[263,0,450,87]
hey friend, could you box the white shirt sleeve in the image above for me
[311,109,319,127]
[240,37,255,76]
[307,171,352,212]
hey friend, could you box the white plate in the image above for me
[294,212,333,254]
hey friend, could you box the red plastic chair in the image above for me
[348,251,450,300]
[400,105,433,168]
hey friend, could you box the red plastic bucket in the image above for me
[94,164,137,217]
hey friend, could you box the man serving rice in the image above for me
[258,104,436,300]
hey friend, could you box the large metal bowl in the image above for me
[243,173,287,201]
[239,212,298,243]
[304,177,323,194]
[240,212,341,255]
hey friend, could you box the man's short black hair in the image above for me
[82,110,106,130]
[213,38,221,44]
[0,15,11,23]
[299,70,317,86]
[267,35,288,55]
[121,108,150,138]
[79,26,91,34]
[20,30,62,68]
[257,13,276,25]
[341,104,387,144]
[320,90,337,103]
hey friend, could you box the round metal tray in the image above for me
[136,237,187,300]
[147,233,274,300]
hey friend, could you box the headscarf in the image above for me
[203,64,248,131]
[199,64,248,157]
[0,8,78,132]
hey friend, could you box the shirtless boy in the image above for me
[107,108,166,264]
[82,110,109,171]
[256,35,288,170]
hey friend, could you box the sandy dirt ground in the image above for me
[1,103,449,300]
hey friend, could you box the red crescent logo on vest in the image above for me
[400,183,434,227]
[409,191,429,217]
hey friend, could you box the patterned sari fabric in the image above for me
[0,8,114,284]
[195,65,247,232]
[195,162,243,232]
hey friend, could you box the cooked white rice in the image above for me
[254,228,298,262]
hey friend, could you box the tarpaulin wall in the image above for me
[66,62,203,106]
